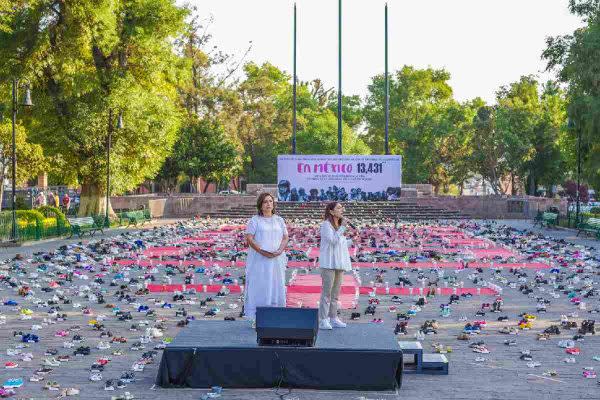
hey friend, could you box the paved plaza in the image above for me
[0,218,598,400]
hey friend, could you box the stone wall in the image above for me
[110,195,168,218]
[402,184,433,196]
[163,195,255,217]
[111,194,256,218]
[412,196,567,219]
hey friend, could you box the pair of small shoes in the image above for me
[583,368,597,379]
[472,345,489,354]
[2,378,23,389]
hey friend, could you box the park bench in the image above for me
[119,209,152,227]
[67,216,104,238]
[576,217,600,239]
[535,212,558,228]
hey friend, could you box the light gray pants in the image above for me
[319,268,345,320]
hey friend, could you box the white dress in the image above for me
[244,215,288,319]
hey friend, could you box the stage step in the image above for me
[398,341,423,373]
[421,353,449,375]
[203,200,470,220]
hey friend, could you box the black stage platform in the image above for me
[156,320,403,390]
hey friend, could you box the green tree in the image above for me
[447,98,484,194]
[296,108,370,155]
[154,155,181,193]
[364,66,463,190]
[493,77,567,195]
[175,118,241,193]
[235,62,292,183]
[543,0,600,191]
[527,82,568,194]
[0,120,45,210]
[470,106,508,194]
[495,76,540,194]
[327,94,364,130]
[0,0,188,216]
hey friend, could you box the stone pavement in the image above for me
[0,218,597,400]
[0,219,184,260]
[499,219,600,250]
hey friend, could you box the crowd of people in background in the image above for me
[32,189,74,213]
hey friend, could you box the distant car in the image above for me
[218,190,240,195]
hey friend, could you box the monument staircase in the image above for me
[203,201,469,220]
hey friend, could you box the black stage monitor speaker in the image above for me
[256,307,318,347]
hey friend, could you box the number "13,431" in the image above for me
[357,163,383,174]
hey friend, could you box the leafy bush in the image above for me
[36,205,67,225]
[16,209,44,224]
[590,207,600,215]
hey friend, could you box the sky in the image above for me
[186,0,584,103]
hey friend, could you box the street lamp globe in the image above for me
[22,87,33,107]
[116,112,124,130]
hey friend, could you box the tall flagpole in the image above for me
[337,0,343,154]
[384,3,390,155]
[292,3,297,154]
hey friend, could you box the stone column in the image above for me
[37,172,48,188]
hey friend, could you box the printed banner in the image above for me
[277,155,402,202]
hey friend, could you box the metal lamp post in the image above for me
[10,79,33,241]
[105,110,123,228]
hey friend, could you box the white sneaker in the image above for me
[330,318,347,328]
[98,342,111,350]
[89,372,103,381]
[132,363,144,372]
[44,358,60,367]
[319,319,333,330]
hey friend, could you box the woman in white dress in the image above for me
[244,193,289,324]
[319,202,353,330]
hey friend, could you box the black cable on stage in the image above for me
[273,351,292,400]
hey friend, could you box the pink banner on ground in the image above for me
[353,261,464,269]
[147,284,242,293]
[357,247,463,254]
[468,262,550,269]
[446,239,490,247]
[176,237,214,243]
[201,231,230,236]
[357,287,499,296]
[220,225,244,231]
[469,248,516,259]
[143,246,204,257]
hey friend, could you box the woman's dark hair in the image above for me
[323,202,343,228]
[256,192,276,215]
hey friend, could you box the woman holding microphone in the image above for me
[319,202,353,330]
